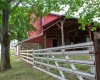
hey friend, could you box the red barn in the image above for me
[15,13,93,55]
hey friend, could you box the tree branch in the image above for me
[91,0,100,5]
[11,0,23,12]
[6,0,12,3]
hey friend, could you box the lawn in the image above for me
[0,50,92,80]
[0,50,55,80]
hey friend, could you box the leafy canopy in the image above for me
[65,0,100,30]
[0,0,100,42]
[0,0,67,41]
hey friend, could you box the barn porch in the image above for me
[15,15,94,55]
[43,16,93,48]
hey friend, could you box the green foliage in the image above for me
[1,0,99,41]
[0,0,11,10]
[9,7,36,41]
[0,0,68,41]
[29,0,66,18]
[65,0,100,30]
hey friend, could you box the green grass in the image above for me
[0,50,55,80]
[0,50,91,80]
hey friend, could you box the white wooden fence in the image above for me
[20,42,96,80]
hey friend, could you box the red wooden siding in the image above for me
[25,35,43,43]
[46,39,52,48]
[43,14,59,25]
[29,14,43,38]
[28,14,60,39]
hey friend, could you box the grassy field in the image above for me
[0,50,55,80]
[0,50,92,80]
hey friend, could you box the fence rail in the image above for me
[20,42,96,80]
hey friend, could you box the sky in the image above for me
[52,5,69,15]
[52,5,100,23]
[52,5,80,18]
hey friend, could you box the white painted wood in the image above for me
[33,49,35,67]
[20,53,27,55]
[20,55,33,60]
[34,61,95,79]
[27,49,28,61]
[47,51,50,71]
[52,55,65,79]
[20,49,33,53]
[20,55,27,58]
[33,66,68,80]
[34,50,93,55]
[34,42,93,52]
[90,54,95,74]
[27,54,33,56]
[65,55,84,80]
[34,57,94,66]
[27,57,33,60]
[20,57,33,64]
[20,42,96,80]
[61,49,84,80]
[88,47,96,74]
[17,45,19,55]
[20,52,33,55]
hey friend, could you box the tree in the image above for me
[65,0,100,30]
[0,0,67,71]
[9,7,36,41]
[1,0,99,71]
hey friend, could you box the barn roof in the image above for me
[15,13,80,46]
[15,33,43,46]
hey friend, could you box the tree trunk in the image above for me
[94,31,100,41]
[1,9,11,71]
[93,31,100,80]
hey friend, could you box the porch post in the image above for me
[87,26,92,41]
[61,21,64,46]
[43,35,46,48]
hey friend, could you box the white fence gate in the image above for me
[20,42,96,80]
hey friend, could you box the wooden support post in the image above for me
[94,40,100,80]
[38,43,40,49]
[27,49,28,61]
[90,54,95,74]
[61,21,64,46]
[87,26,92,41]
[33,49,34,67]
[47,51,50,71]
[43,35,46,48]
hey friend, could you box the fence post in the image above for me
[94,40,100,80]
[89,46,95,74]
[33,49,34,67]
[27,49,28,61]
